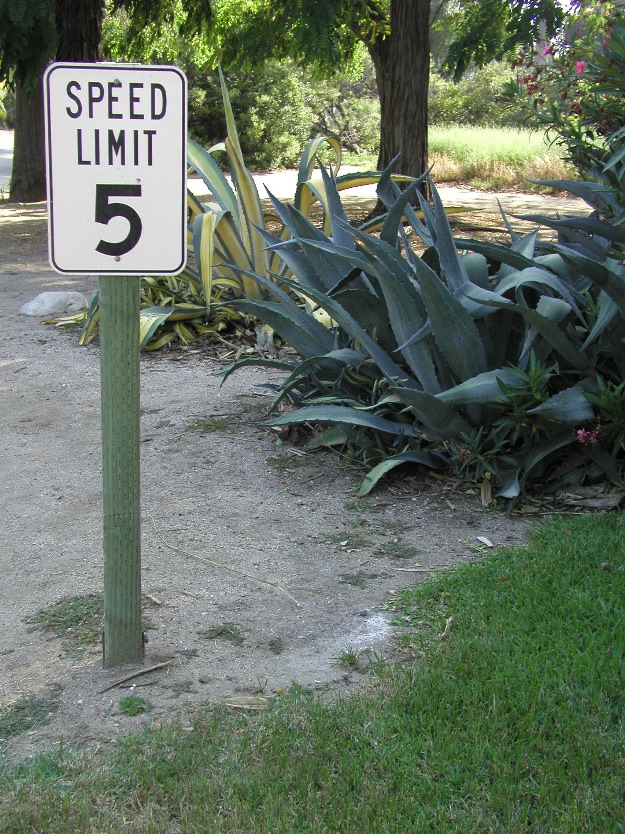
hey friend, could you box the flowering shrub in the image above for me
[502,2,625,176]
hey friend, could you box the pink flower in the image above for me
[575,60,587,74]
[577,428,599,445]
[542,44,553,56]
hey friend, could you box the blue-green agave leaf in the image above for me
[436,368,524,405]
[318,163,354,251]
[391,386,473,439]
[275,276,414,384]
[526,178,618,213]
[379,179,422,246]
[552,246,625,317]
[305,425,354,450]
[411,256,488,382]
[454,239,537,271]
[231,296,334,359]
[515,213,625,245]
[357,450,448,497]
[263,404,418,437]
[256,227,328,292]
[528,384,595,423]
[217,356,297,384]
[425,182,470,292]
[340,232,440,391]
[297,239,372,282]
[454,281,510,319]
[279,349,370,390]
[468,294,592,372]
[496,266,583,314]
[582,291,619,349]
[496,468,521,498]
[333,289,397,354]
[460,252,489,289]
[520,431,576,486]
[578,444,623,486]
[375,154,404,207]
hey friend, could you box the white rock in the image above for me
[19,291,89,316]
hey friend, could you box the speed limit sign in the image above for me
[43,63,187,275]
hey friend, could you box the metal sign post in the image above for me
[43,62,187,667]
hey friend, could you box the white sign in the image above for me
[43,63,187,275]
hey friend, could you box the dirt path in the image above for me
[0,189,583,761]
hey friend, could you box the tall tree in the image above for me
[216,0,432,179]
[216,0,568,180]
[369,1,430,179]
[1,0,210,202]
[0,0,56,201]
[0,0,104,201]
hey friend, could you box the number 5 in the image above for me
[95,184,142,256]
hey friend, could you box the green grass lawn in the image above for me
[1,513,623,833]
[343,125,575,190]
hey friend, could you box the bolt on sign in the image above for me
[43,63,187,275]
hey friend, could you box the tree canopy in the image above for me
[443,0,568,79]
[0,0,212,87]
[1,0,212,200]
[0,0,56,88]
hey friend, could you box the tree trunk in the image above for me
[9,0,105,203]
[369,0,431,181]
[55,0,104,61]
[9,82,46,202]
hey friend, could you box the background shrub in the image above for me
[428,63,517,128]
[188,62,318,170]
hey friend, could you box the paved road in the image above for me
[0,129,12,194]
[1,128,587,216]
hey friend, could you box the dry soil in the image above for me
[0,187,586,761]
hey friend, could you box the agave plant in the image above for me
[219,153,625,499]
[68,69,412,350]
[186,68,416,307]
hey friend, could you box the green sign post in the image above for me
[43,62,187,667]
[99,275,143,666]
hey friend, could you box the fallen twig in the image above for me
[148,515,301,608]
[302,472,325,483]
[98,661,171,694]
[393,567,435,572]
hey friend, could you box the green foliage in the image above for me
[585,378,625,456]
[102,2,213,67]
[0,0,56,87]
[429,62,517,127]
[307,55,380,155]
[109,0,212,40]
[188,62,318,170]
[118,696,153,717]
[502,3,625,181]
[219,145,625,497]
[0,82,14,126]
[214,0,369,76]
[443,0,566,80]
[0,693,59,742]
